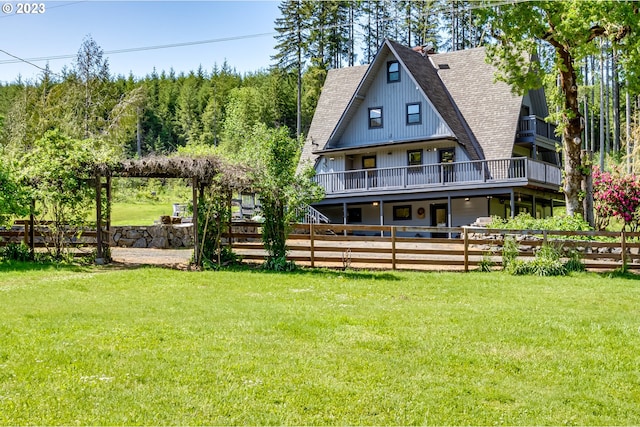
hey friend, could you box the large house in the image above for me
[298,39,564,228]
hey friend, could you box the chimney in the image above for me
[412,44,435,56]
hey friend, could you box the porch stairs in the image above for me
[296,205,330,224]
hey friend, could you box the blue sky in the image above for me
[0,0,281,84]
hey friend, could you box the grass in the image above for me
[1,264,640,425]
[109,201,172,226]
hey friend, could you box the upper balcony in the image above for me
[314,157,562,197]
[516,115,561,145]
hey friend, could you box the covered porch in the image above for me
[314,157,562,197]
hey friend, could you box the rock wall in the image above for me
[110,225,194,249]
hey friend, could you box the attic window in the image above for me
[387,61,400,83]
[406,102,422,125]
[438,64,450,69]
[368,107,383,129]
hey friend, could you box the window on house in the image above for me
[406,103,422,125]
[347,208,362,223]
[368,107,383,129]
[362,155,376,169]
[387,61,400,82]
[393,205,412,221]
[439,148,455,163]
[407,149,422,166]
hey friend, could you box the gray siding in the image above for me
[336,53,452,148]
[451,198,488,227]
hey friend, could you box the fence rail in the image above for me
[226,222,640,272]
[0,221,108,253]
[4,220,639,272]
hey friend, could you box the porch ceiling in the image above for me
[314,184,565,206]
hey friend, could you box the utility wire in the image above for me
[0,0,529,71]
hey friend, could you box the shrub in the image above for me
[262,255,297,272]
[505,242,584,277]
[477,252,495,272]
[0,242,32,262]
[488,213,592,232]
[502,236,519,270]
[564,250,586,273]
[505,258,532,275]
[529,244,567,276]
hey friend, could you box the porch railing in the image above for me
[314,157,561,195]
[517,115,560,142]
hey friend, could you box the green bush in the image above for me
[565,250,586,273]
[502,236,519,270]
[262,255,297,272]
[489,213,592,232]
[505,242,584,277]
[477,252,495,272]
[0,242,32,262]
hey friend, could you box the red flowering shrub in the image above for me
[593,167,640,231]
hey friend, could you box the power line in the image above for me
[0,48,57,76]
[0,30,279,66]
[0,0,529,73]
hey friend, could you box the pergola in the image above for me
[94,155,253,266]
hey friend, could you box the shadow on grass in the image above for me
[599,268,640,280]
[0,260,91,274]
[219,263,402,281]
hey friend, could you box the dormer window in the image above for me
[368,107,383,128]
[387,61,400,83]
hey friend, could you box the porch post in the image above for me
[447,196,452,239]
[379,200,384,237]
[342,202,347,236]
[532,195,537,218]
[510,190,515,218]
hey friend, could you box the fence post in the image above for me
[621,230,627,269]
[391,226,397,270]
[23,221,28,246]
[463,227,469,272]
[310,223,315,268]
[95,174,103,263]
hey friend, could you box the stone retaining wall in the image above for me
[110,225,194,249]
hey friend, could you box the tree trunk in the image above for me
[556,47,585,218]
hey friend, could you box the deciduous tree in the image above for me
[479,1,640,219]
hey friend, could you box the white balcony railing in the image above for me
[314,157,561,195]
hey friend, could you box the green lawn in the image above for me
[108,202,172,226]
[1,264,639,425]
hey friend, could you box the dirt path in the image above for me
[110,247,193,268]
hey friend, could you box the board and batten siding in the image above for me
[315,144,471,174]
[336,53,452,149]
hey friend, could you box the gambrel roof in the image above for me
[299,39,531,171]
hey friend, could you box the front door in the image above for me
[431,203,448,238]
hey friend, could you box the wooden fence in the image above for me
[227,222,640,271]
[0,221,108,256]
[3,220,639,271]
